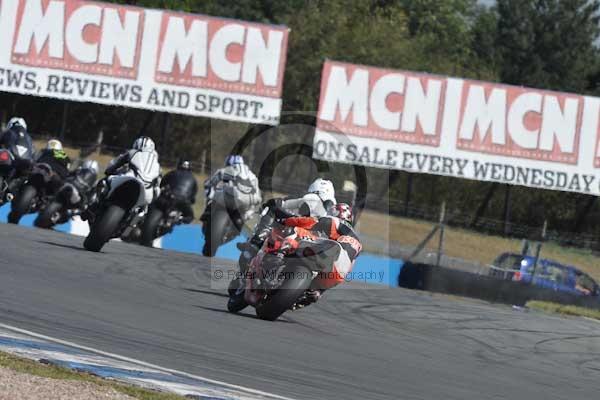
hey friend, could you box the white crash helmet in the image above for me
[308,178,336,204]
[133,136,155,152]
[82,159,99,174]
[46,139,63,150]
[7,117,27,132]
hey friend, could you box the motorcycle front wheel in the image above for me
[255,264,313,321]
[202,209,230,257]
[83,204,125,252]
[140,207,164,247]
[34,201,62,229]
[8,185,37,224]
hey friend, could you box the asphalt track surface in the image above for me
[1,224,600,399]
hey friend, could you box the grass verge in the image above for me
[0,350,185,400]
[526,301,600,321]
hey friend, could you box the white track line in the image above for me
[0,322,296,400]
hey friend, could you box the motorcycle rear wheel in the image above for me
[83,204,125,252]
[255,264,313,321]
[8,185,37,224]
[140,207,164,247]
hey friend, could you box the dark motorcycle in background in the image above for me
[140,186,190,247]
[0,141,34,205]
[0,149,15,205]
[227,218,337,321]
[34,179,93,229]
[8,163,57,224]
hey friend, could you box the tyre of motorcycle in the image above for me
[140,207,164,247]
[34,201,63,229]
[85,176,146,251]
[255,264,314,321]
[202,208,231,257]
[83,204,125,252]
[0,176,5,204]
[8,185,37,224]
[227,277,249,313]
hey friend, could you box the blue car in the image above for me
[489,252,599,297]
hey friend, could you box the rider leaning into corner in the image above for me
[36,139,72,189]
[0,117,35,184]
[84,136,161,220]
[237,178,337,269]
[104,136,161,200]
[160,158,198,224]
[230,201,362,309]
[202,154,262,220]
[0,117,34,157]
[281,202,362,307]
[66,159,99,202]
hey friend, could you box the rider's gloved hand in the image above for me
[263,198,282,210]
[181,215,193,224]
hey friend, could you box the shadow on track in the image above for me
[37,240,87,253]
[192,305,295,324]
[183,288,229,298]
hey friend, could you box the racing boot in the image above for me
[292,289,323,310]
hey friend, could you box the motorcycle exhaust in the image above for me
[6,193,14,202]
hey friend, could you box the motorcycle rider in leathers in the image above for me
[231,202,361,308]
[237,178,337,270]
[0,117,34,160]
[84,136,161,221]
[280,203,362,307]
[201,155,262,221]
[65,159,100,205]
[0,117,35,192]
[35,139,72,191]
[159,159,198,224]
[201,155,261,256]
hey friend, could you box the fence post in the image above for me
[502,184,512,236]
[470,182,498,228]
[531,220,547,284]
[521,239,530,256]
[436,201,446,267]
[404,173,413,216]
[200,148,207,174]
[95,130,103,156]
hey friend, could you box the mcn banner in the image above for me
[0,0,289,125]
[314,60,600,196]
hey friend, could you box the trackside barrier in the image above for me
[399,261,600,309]
[0,204,403,286]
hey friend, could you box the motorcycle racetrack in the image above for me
[1,223,600,400]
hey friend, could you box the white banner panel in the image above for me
[0,0,289,125]
[314,60,600,195]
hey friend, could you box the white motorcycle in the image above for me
[83,162,158,252]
